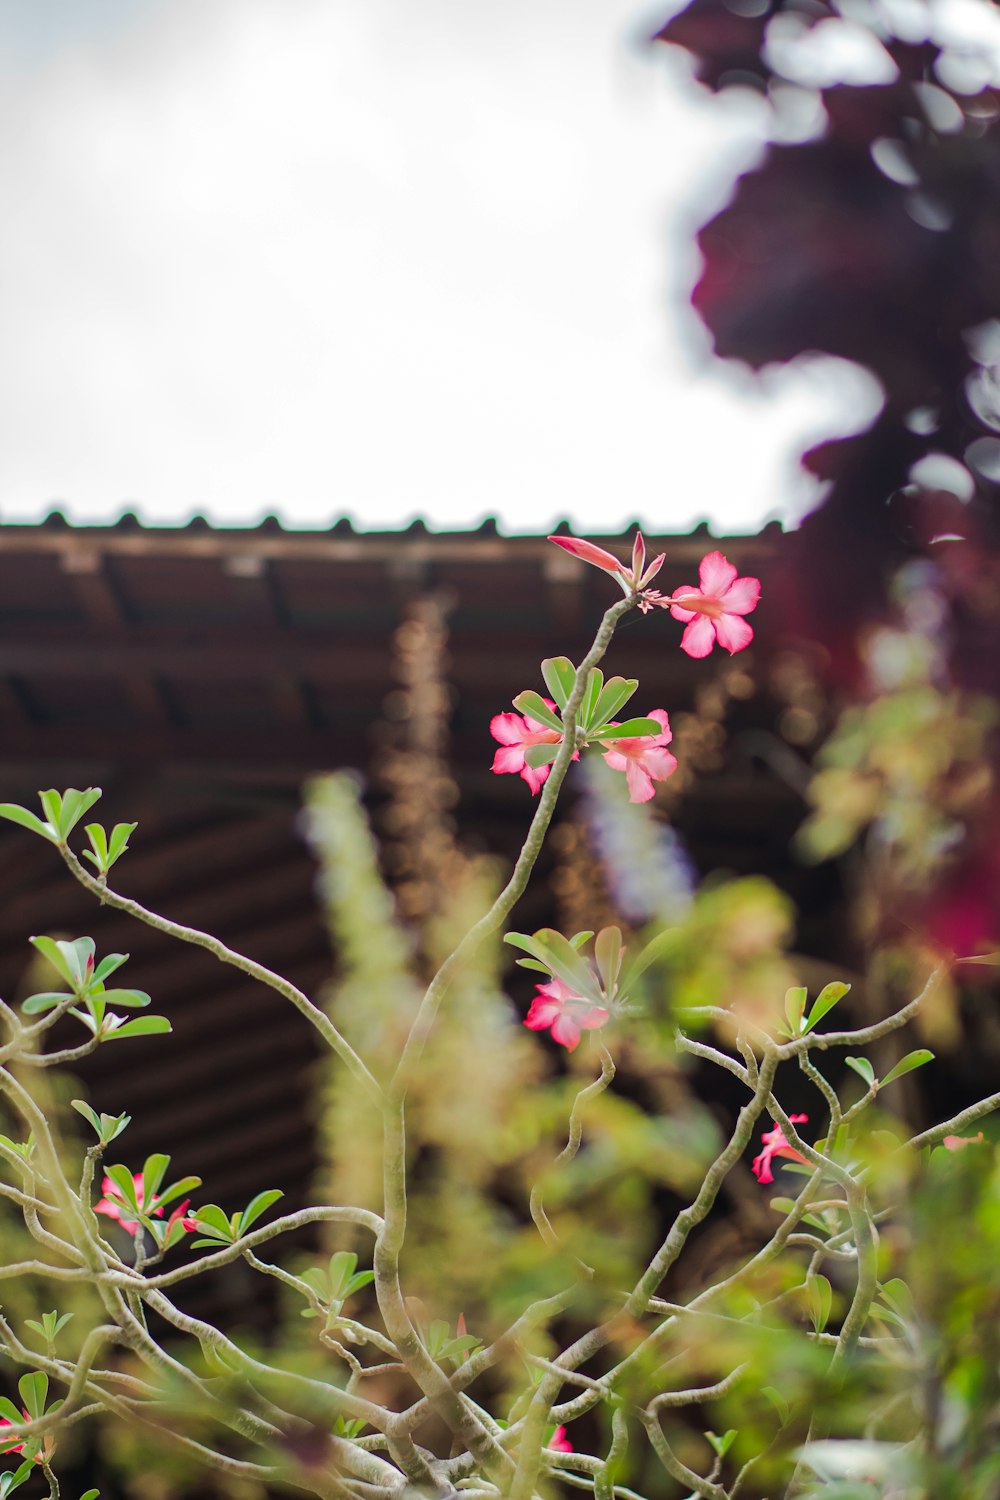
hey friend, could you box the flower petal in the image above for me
[577,1006,610,1030]
[625,759,655,803]
[602,749,628,773]
[668,589,698,623]
[550,1013,582,1049]
[698,550,738,597]
[520,763,550,795]
[643,748,679,782]
[719,574,761,615]
[714,614,754,654]
[490,712,528,747]
[647,709,672,743]
[492,745,526,775]
[680,615,717,659]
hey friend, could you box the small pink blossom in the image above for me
[667,551,761,658]
[547,1425,573,1453]
[942,1131,985,1150]
[0,1410,54,1463]
[751,1115,809,1185]
[524,979,609,1052]
[601,710,678,804]
[490,701,572,795]
[95,1172,196,1237]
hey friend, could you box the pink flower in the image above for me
[0,1410,53,1463]
[942,1131,985,1150]
[0,1416,26,1456]
[668,551,761,658]
[95,1173,196,1237]
[491,701,570,795]
[751,1115,809,1184]
[601,710,678,804]
[547,1425,573,1453]
[524,979,609,1052]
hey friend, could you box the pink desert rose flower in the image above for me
[524,978,609,1052]
[0,1410,54,1463]
[601,710,678,803]
[491,700,574,795]
[752,1115,809,1184]
[548,1425,573,1453]
[95,1172,197,1237]
[668,551,761,658]
[942,1131,985,1150]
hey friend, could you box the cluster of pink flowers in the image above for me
[524,978,609,1051]
[491,534,759,804]
[95,1171,197,1237]
[490,702,675,804]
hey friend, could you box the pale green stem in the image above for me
[58,843,382,1101]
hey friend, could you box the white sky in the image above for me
[0,0,882,534]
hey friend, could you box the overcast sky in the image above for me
[0,0,881,535]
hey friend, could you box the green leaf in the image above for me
[580,667,604,729]
[762,1385,789,1425]
[588,676,639,732]
[513,957,552,975]
[103,1015,171,1040]
[784,986,808,1034]
[540,657,576,712]
[807,1274,833,1334]
[523,743,561,771]
[510,691,564,734]
[156,1175,202,1210]
[92,953,128,985]
[17,1371,47,1420]
[99,989,151,1009]
[51,786,102,840]
[29,935,76,986]
[706,1429,737,1459]
[514,928,604,1006]
[108,821,138,862]
[845,1056,876,1089]
[138,1154,170,1202]
[618,928,680,995]
[568,930,594,949]
[80,1490,101,1499]
[193,1205,236,1242]
[328,1251,360,1297]
[344,1270,375,1297]
[106,1164,140,1210]
[804,981,851,1033]
[594,927,624,993]
[0,804,56,841]
[238,1189,284,1235]
[21,991,72,1015]
[0,1398,22,1427]
[70,1099,102,1135]
[879,1049,934,1088]
[591,716,661,741]
[768,1196,797,1214]
[83,824,108,865]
